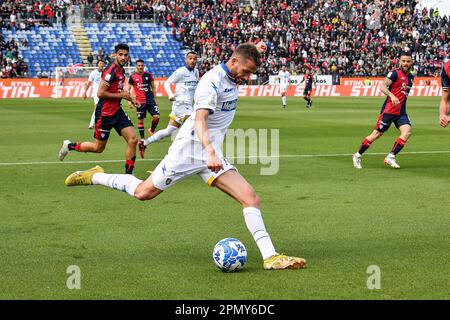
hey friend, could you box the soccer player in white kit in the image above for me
[140,51,199,151]
[278,65,291,108]
[64,43,306,270]
[83,59,105,129]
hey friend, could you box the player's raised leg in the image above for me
[143,117,180,147]
[385,124,411,169]
[59,138,108,161]
[65,165,163,200]
[211,169,306,270]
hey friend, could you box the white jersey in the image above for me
[88,69,102,98]
[151,63,238,190]
[165,66,199,109]
[174,63,238,149]
[278,70,291,87]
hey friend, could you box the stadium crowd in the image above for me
[0,0,70,29]
[0,0,448,80]
[0,34,28,78]
[173,0,448,80]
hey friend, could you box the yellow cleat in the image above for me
[64,165,104,186]
[263,253,307,270]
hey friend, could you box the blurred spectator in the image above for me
[87,52,94,67]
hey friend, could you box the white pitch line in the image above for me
[1,150,450,166]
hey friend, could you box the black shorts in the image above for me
[94,107,134,141]
[375,113,411,133]
[137,102,160,119]
[303,87,312,96]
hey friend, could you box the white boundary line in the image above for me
[0,150,450,166]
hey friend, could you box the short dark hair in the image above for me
[400,49,412,57]
[97,59,104,65]
[232,43,262,67]
[115,43,129,53]
[136,59,145,64]
[186,51,197,57]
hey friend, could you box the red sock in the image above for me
[391,138,406,155]
[68,142,82,152]
[125,157,136,174]
[358,138,371,155]
[151,117,159,133]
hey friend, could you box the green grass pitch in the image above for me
[0,96,449,299]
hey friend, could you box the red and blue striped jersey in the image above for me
[128,71,155,104]
[380,68,414,115]
[97,62,126,116]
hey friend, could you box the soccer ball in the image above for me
[212,238,247,272]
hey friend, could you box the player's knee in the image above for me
[134,186,156,201]
[241,188,260,208]
[402,131,412,140]
[93,143,105,153]
[374,131,383,139]
[128,136,139,146]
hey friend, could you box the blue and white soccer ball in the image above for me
[212,238,247,272]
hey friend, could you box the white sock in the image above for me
[243,207,276,260]
[282,96,286,105]
[355,152,361,157]
[144,125,178,146]
[89,111,96,127]
[92,173,142,197]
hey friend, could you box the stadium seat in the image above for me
[2,23,184,77]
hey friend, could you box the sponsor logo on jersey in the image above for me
[221,99,238,111]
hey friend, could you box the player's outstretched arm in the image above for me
[381,78,399,106]
[194,109,223,173]
[439,89,450,128]
[164,78,176,101]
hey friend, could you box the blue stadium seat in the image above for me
[84,23,185,77]
[3,23,185,77]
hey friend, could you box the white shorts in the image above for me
[280,85,288,93]
[150,138,236,190]
[93,95,99,106]
[169,102,193,125]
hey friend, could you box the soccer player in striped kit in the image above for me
[59,43,139,174]
[128,59,160,158]
[352,51,414,169]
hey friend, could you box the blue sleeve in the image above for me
[387,70,398,82]
[102,67,116,85]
